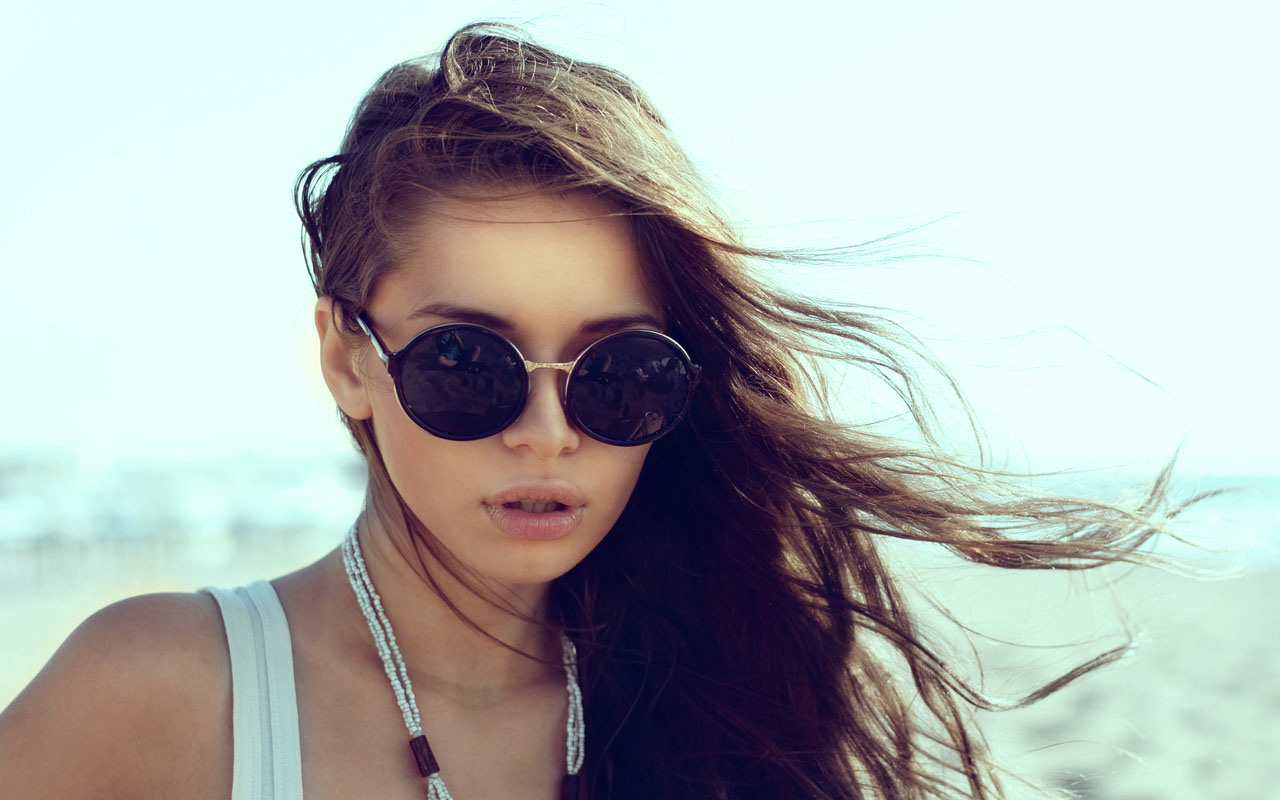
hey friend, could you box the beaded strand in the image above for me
[563,637,584,775]
[341,532,423,736]
[341,524,585,799]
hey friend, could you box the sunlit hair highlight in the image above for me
[296,22,1201,800]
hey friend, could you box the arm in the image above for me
[0,593,233,799]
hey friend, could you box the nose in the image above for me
[500,366,581,458]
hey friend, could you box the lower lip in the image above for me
[485,503,585,541]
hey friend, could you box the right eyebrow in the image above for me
[406,302,512,331]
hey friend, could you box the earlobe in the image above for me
[315,297,374,421]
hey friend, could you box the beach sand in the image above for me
[904,559,1280,799]
[3,539,1276,798]
[994,568,1278,799]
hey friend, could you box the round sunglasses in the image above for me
[357,316,701,446]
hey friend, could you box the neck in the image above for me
[340,509,561,696]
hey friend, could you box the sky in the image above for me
[1,0,1276,474]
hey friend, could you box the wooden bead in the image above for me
[410,735,440,778]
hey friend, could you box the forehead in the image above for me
[372,192,660,337]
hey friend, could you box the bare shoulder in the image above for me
[0,592,233,799]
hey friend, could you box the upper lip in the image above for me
[485,481,587,508]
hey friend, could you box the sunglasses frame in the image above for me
[356,315,701,446]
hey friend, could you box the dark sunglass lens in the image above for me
[399,327,525,438]
[569,333,694,444]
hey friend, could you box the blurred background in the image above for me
[1,1,1276,796]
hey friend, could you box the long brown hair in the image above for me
[296,23,1197,799]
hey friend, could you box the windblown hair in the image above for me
[296,23,1192,800]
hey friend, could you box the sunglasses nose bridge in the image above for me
[523,359,576,404]
[522,359,575,374]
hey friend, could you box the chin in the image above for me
[485,541,597,589]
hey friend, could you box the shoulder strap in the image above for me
[203,581,304,800]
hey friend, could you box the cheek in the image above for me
[597,444,651,509]
[368,390,410,463]
[369,396,462,503]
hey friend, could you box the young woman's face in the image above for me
[359,191,660,589]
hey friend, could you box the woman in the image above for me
[0,23,1187,799]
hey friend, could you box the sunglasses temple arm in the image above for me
[356,315,393,365]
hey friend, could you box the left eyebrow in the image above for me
[406,302,665,335]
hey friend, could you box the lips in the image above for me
[483,481,586,541]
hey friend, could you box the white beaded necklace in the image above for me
[341,525,585,799]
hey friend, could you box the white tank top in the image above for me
[202,581,305,800]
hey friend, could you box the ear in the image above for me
[315,297,373,421]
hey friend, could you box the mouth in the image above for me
[485,489,586,541]
[502,500,571,513]
[484,482,587,540]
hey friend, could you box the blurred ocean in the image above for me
[0,452,367,704]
